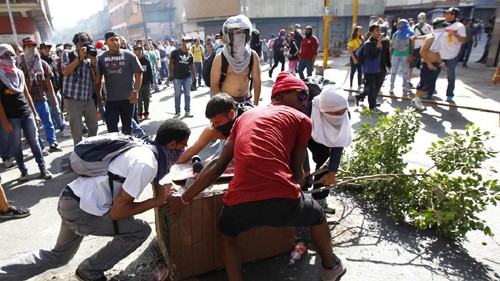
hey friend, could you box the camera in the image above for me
[84,43,98,57]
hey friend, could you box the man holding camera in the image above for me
[61,32,99,145]
[96,31,143,135]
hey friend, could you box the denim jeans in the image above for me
[173,77,192,114]
[34,100,57,146]
[0,122,13,161]
[443,56,458,97]
[298,60,314,80]
[0,193,151,280]
[463,41,474,65]
[105,100,134,135]
[46,91,65,131]
[160,61,169,79]
[7,113,46,172]
[390,55,409,88]
[194,62,202,86]
[153,70,159,91]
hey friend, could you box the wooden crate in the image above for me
[155,184,296,280]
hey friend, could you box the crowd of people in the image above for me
[0,7,498,281]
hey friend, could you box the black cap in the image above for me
[105,31,119,41]
[39,42,52,49]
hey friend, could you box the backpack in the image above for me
[70,133,156,234]
[159,48,167,59]
[202,46,254,88]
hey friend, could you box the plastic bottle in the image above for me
[289,241,306,265]
[192,155,203,174]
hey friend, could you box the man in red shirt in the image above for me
[167,72,347,281]
[298,26,319,80]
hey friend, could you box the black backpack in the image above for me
[356,45,366,66]
[202,46,254,88]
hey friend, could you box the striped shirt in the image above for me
[61,50,95,101]
[21,60,52,103]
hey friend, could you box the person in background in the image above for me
[134,44,153,121]
[297,26,319,80]
[389,19,414,96]
[347,26,365,91]
[286,32,300,76]
[250,30,263,61]
[190,38,205,88]
[409,12,432,88]
[269,29,287,78]
[168,37,196,118]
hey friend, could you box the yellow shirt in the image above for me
[190,45,205,63]
[348,37,364,52]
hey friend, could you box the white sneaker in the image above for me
[184,112,193,118]
[411,98,426,111]
[42,148,50,156]
[320,255,347,281]
[389,85,395,95]
[60,128,71,138]
[173,112,180,119]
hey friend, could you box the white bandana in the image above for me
[222,34,251,74]
[311,85,352,147]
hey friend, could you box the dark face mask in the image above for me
[305,32,312,38]
[215,118,235,138]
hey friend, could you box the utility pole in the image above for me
[352,0,358,31]
[323,0,330,68]
[6,0,18,44]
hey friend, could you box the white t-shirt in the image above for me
[69,146,158,216]
[412,23,433,49]
[439,21,466,60]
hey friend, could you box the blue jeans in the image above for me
[463,41,474,65]
[0,122,13,161]
[46,91,65,131]
[34,100,57,146]
[173,77,192,114]
[153,70,159,91]
[105,100,134,135]
[443,56,458,97]
[194,62,202,86]
[8,113,46,172]
[298,60,313,80]
[160,61,168,79]
[269,50,274,67]
[390,55,409,88]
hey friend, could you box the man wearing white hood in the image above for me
[210,15,261,106]
[303,85,352,211]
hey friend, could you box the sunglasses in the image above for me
[295,89,309,101]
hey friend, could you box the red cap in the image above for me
[22,37,38,46]
[271,72,307,99]
[95,40,105,50]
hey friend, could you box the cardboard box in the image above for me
[155,184,296,280]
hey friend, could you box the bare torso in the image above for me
[221,65,251,98]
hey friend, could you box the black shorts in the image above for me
[416,62,441,93]
[219,192,325,236]
[410,48,422,68]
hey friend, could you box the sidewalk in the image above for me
[1,40,499,281]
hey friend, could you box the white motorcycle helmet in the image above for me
[417,12,426,24]
[222,15,252,45]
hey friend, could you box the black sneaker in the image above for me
[40,168,53,179]
[354,94,363,107]
[0,206,31,220]
[19,170,29,181]
[75,268,108,281]
[49,144,62,152]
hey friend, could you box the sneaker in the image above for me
[316,199,335,214]
[354,94,363,107]
[421,94,433,100]
[408,82,415,89]
[173,113,180,118]
[410,98,426,111]
[403,87,412,95]
[0,206,31,220]
[184,112,193,118]
[40,168,52,179]
[60,128,71,138]
[446,96,455,103]
[3,158,15,168]
[389,85,394,95]
[49,144,63,152]
[41,148,50,156]
[75,268,108,281]
[19,170,29,181]
[268,68,273,78]
[320,255,347,281]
